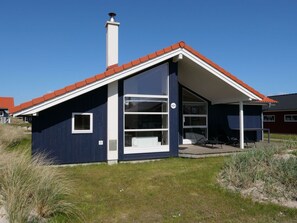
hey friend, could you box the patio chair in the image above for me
[226,136,256,147]
[185,133,223,148]
[226,136,239,146]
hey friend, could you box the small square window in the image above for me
[72,113,93,134]
[264,115,275,122]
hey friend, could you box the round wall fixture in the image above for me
[171,103,176,109]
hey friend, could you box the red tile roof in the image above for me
[11,41,276,114]
[0,97,14,113]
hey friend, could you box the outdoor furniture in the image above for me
[185,133,223,148]
[231,128,271,143]
[226,135,256,147]
[226,136,239,146]
[203,138,224,148]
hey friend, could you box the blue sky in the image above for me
[1,0,296,105]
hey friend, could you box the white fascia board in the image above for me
[14,49,181,116]
[181,49,262,101]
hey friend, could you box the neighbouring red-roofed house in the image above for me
[0,97,14,124]
[263,93,297,134]
[11,13,276,164]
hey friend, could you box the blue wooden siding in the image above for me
[208,104,262,142]
[169,61,179,157]
[32,86,107,164]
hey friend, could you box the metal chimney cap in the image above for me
[109,12,116,17]
[108,12,117,22]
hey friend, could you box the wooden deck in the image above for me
[179,143,256,158]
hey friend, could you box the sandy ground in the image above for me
[0,207,8,223]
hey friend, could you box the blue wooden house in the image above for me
[12,13,275,164]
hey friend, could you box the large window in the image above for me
[72,113,93,134]
[284,114,297,122]
[182,89,208,144]
[124,63,169,154]
[263,115,275,122]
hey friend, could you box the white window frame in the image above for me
[124,94,169,154]
[183,114,208,128]
[263,114,275,122]
[284,114,297,123]
[182,91,208,140]
[72,112,93,134]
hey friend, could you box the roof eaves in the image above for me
[182,43,276,104]
[11,40,275,114]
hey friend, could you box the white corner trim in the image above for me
[107,81,119,161]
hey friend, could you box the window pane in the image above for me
[264,115,275,122]
[125,131,168,147]
[124,63,168,95]
[285,115,297,122]
[183,104,206,114]
[125,114,168,129]
[74,115,90,130]
[125,97,167,112]
[182,89,205,103]
[184,116,206,126]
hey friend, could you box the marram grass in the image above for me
[219,143,297,206]
[0,148,83,223]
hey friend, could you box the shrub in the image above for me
[219,143,297,206]
[0,149,82,222]
[220,145,279,188]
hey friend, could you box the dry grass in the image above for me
[0,124,82,222]
[0,124,25,149]
[219,143,297,208]
[0,149,83,222]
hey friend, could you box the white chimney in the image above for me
[105,12,120,69]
